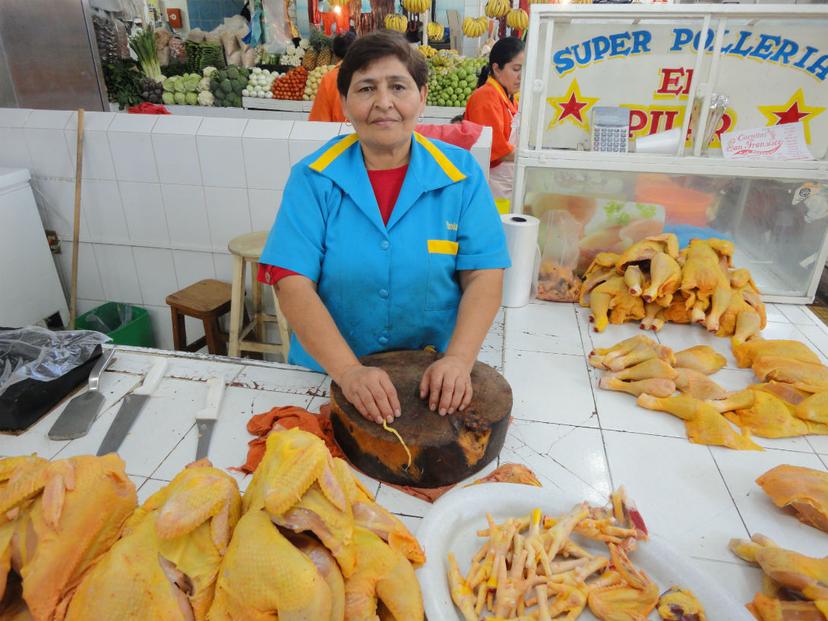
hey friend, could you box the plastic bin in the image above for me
[75,302,155,348]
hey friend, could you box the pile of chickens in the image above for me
[0,427,425,620]
[592,334,828,450]
[729,464,828,621]
[580,234,766,342]
[447,488,707,621]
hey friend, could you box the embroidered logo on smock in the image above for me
[446,221,458,231]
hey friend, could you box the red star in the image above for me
[773,101,810,125]
[558,92,589,124]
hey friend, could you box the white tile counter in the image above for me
[3,301,828,610]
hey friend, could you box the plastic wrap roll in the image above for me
[501,214,540,308]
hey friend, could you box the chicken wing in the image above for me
[674,346,726,375]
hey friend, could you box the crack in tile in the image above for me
[707,446,751,539]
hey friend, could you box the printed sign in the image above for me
[721,122,814,161]
[528,19,828,157]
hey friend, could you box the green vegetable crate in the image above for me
[75,302,155,348]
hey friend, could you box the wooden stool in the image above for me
[165,279,232,355]
[227,231,290,361]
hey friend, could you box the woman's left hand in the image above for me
[419,355,474,416]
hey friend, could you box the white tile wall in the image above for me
[133,247,178,306]
[161,184,212,251]
[94,244,143,305]
[247,188,281,232]
[204,186,252,251]
[82,179,129,243]
[5,107,492,353]
[119,181,170,246]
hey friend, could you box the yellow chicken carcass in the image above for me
[680,239,731,309]
[615,234,680,272]
[714,288,762,343]
[209,507,337,621]
[730,534,828,601]
[641,251,682,305]
[636,394,762,450]
[66,460,240,621]
[733,340,821,369]
[748,592,828,621]
[589,335,674,372]
[0,455,136,621]
[752,356,828,394]
[243,426,348,517]
[579,252,621,307]
[345,527,423,621]
[589,276,641,333]
[757,465,828,533]
[674,345,727,375]
[721,390,812,438]
[288,534,346,621]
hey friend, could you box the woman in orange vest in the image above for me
[308,31,356,122]
[464,37,524,201]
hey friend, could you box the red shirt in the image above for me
[258,164,408,285]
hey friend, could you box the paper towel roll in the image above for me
[501,214,540,308]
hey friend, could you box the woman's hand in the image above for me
[419,355,474,416]
[338,364,401,425]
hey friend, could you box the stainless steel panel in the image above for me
[0,0,106,110]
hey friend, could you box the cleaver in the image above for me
[48,348,116,440]
[195,377,225,460]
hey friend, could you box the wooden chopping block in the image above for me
[330,350,512,488]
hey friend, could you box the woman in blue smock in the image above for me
[259,31,510,426]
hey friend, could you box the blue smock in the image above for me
[260,132,511,372]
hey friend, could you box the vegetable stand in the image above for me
[514,5,828,303]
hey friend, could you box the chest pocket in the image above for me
[425,240,461,311]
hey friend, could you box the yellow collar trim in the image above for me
[413,132,467,183]
[308,133,359,172]
[486,77,517,111]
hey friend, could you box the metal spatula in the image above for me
[48,348,116,440]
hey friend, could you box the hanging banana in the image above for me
[427,21,445,41]
[402,0,432,13]
[462,15,487,37]
[384,13,408,32]
[484,0,510,19]
[506,8,528,30]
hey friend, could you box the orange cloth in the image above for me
[308,65,346,122]
[463,77,517,165]
[235,405,344,474]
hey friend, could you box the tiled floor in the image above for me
[4,303,828,610]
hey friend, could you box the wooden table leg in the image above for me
[228,255,246,357]
[170,307,187,351]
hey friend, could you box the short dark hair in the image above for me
[337,31,428,97]
[332,31,356,60]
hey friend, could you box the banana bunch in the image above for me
[485,0,510,19]
[427,21,445,42]
[402,0,431,13]
[528,0,544,4]
[506,7,528,30]
[417,44,437,58]
[462,16,487,37]
[384,13,408,32]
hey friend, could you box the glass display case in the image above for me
[515,4,828,303]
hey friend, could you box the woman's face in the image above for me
[342,55,426,152]
[492,51,525,96]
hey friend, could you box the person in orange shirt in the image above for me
[464,37,524,201]
[308,31,356,122]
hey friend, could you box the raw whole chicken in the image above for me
[0,454,136,621]
[66,460,240,621]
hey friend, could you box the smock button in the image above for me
[379,289,389,299]
[378,336,389,345]
[380,240,390,250]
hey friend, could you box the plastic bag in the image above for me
[262,0,294,52]
[536,210,582,302]
[0,327,110,398]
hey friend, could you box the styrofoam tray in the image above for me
[416,483,752,621]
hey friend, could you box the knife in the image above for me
[48,348,116,440]
[96,358,167,456]
[195,377,225,460]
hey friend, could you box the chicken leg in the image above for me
[641,251,681,304]
[674,345,727,375]
[606,358,677,382]
[599,377,676,398]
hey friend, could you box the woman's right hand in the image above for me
[337,364,401,425]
